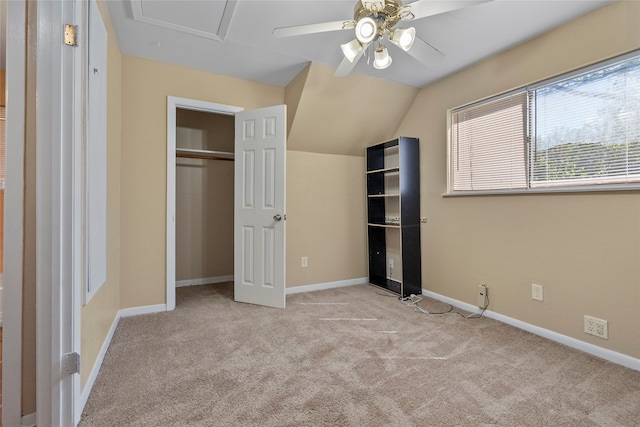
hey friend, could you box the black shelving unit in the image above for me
[366,137,421,297]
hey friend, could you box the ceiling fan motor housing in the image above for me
[355,0,404,40]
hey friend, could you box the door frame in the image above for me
[34,0,83,425]
[166,96,243,311]
[3,0,26,425]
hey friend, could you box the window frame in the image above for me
[446,49,640,196]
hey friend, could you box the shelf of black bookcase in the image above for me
[368,223,401,229]
[368,194,400,198]
[369,278,402,295]
[367,167,400,174]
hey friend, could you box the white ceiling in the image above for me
[108,0,613,88]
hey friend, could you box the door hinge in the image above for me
[64,24,78,47]
[62,352,81,375]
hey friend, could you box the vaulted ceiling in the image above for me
[103,0,615,157]
[107,0,613,88]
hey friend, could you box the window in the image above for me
[449,50,640,194]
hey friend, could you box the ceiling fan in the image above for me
[273,0,491,77]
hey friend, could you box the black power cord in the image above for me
[381,286,489,319]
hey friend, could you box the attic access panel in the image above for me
[130,0,237,41]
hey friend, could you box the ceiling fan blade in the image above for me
[406,36,445,67]
[335,44,369,77]
[273,20,356,38]
[405,0,492,21]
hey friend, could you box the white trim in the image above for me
[422,289,640,372]
[166,99,176,311]
[36,1,81,425]
[3,0,26,425]
[166,97,243,312]
[286,277,369,295]
[79,312,120,412]
[443,184,640,197]
[72,2,88,423]
[120,304,168,318]
[176,275,234,287]
[21,413,36,427]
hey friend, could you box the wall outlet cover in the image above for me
[477,284,488,308]
[532,283,544,301]
[584,315,608,339]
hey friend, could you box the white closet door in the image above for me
[234,105,286,309]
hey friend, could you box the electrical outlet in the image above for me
[477,284,488,308]
[532,283,544,301]
[301,256,308,268]
[389,259,394,269]
[584,315,608,339]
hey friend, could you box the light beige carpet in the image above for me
[80,283,640,426]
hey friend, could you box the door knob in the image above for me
[273,214,282,221]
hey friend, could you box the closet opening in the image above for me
[174,108,235,303]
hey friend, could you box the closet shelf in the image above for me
[176,148,234,161]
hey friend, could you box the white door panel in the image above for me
[234,105,286,308]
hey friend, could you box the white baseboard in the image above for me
[422,289,640,372]
[286,277,368,295]
[119,304,167,318]
[21,413,36,427]
[79,311,121,420]
[176,275,234,288]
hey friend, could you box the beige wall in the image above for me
[175,110,234,281]
[286,62,418,156]
[80,0,123,388]
[286,151,367,287]
[120,56,284,308]
[396,0,640,358]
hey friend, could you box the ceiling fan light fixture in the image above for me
[341,39,364,63]
[373,45,392,69]
[355,17,377,44]
[361,0,385,13]
[390,27,416,51]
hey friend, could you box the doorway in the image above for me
[174,108,235,296]
[166,97,242,311]
[167,98,287,311]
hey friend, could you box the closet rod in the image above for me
[176,148,234,161]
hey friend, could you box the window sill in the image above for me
[443,184,640,197]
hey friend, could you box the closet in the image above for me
[175,108,234,289]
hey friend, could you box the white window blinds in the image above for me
[530,55,640,187]
[449,50,640,193]
[451,91,528,191]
